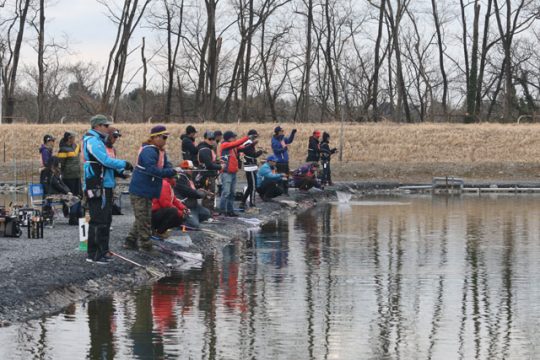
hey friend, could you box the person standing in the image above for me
[126,125,178,251]
[105,128,127,215]
[219,131,249,217]
[58,131,82,197]
[58,131,82,225]
[306,130,321,162]
[39,134,55,171]
[214,130,224,198]
[240,129,263,209]
[320,132,338,186]
[197,131,222,209]
[181,125,198,162]
[271,126,296,195]
[83,115,132,264]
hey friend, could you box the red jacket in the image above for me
[152,178,187,218]
[219,136,249,174]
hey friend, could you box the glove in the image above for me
[174,167,183,174]
[291,128,297,133]
[124,161,134,171]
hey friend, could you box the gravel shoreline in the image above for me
[0,185,343,326]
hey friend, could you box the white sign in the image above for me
[79,217,89,243]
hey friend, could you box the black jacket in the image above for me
[197,142,222,172]
[306,136,321,162]
[181,134,198,163]
[173,173,204,209]
[40,169,71,195]
[241,143,264,167]
[320,141,337,162]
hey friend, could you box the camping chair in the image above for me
[28,183,64,226]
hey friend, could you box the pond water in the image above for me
[2,195,540,359]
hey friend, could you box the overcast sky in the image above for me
[44,0,153,65]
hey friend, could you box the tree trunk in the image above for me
[430,0,448,116]
[324,0,340,121]
[372,0,386,121]
[300,0,313,123]
[241,0,254,122]
[475,0,493,118]
[141,37,147,123]
[386,0,411,123]
[4,0,32,123]
[37,0,46,123]
[465,1,480,124]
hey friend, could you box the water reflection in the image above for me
[2,195,540,359]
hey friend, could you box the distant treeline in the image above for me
[1,0,540,124]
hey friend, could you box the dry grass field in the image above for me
[2,122,540,182]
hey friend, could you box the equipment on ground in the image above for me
[28,214,44,239]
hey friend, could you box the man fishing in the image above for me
[83,115,132,264]
[126,125,179,251]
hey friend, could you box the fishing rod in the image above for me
[110,251,167,278]
[152,241,204,263]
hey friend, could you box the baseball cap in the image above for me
[266,155,278,162]
[43,134,55,143]
[274,126,283,133]
[90,114,112,128]
[150,125,169,137]
[180,160,194,169]
[223,131,237,141]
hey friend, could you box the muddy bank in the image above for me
[0,187,336,326]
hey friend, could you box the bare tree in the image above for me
[141,37,147,122]
[0,0,32,122]
[98,0,152,120]
[385,0,412,123]
[493,0,537,121]
[430,0,448,117]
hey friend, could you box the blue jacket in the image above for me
[82,129,127,190]
[257,163,282,188]
[271,130,296,163]
[129,144,176,199]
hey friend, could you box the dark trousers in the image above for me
[88,188,113,260]
[257,181,284,201]
[63,178,82,224]
[151,207,183,234]
[295,177,318,190]
[276,162,289,195]
[63,178,82,197]
[321,161,331,185]
[242,170,257,206]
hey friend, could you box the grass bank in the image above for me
[1,122,540,181]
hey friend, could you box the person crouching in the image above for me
[151,177,188,239]
[256,155,286,201]
[292,162,320,190]
[126,125,179,251]
[174,160,212,229]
